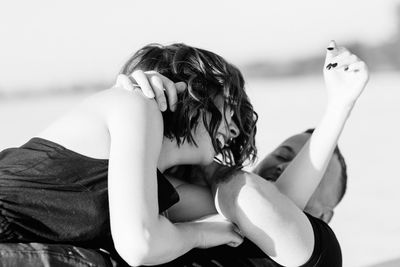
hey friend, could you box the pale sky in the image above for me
[0,0,399,90]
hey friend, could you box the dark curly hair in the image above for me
[120,43,257,168]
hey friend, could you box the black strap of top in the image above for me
[157,169,180,213]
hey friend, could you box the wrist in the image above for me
[326,100,355,114]
[176,221,203,249]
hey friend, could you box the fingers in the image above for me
[227,227,244,247]
[175,82,187,93]
[337,55,359,70]
[131,70,155,98]
[146,71,187,112]
[149,75,168,111]
[159,76,178,112]
[122,70,187,112]
[133,70,169,111]
[327,57,366,73]
[115,74,126,88]
[347,61,368,73]
[325,40,351,66]
[325,40,366,73]
[166,81,187,112]
[327,54,359,71]
[116,74,140,91]
[325,40,338,65]
[227,239,243,247]
[226,223,244,247]
[168,82,187,111]
[153,73,187,112]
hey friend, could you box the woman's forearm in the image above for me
[275,102,353,210]
[117,215,200,266]
[145,216,201,265]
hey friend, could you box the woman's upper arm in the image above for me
[100,88,163,245]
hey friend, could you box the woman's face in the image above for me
[191,95,239,165]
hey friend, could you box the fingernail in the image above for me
[176,82,187,91]
[344,66,349,71]
[160,103,166,111]
[327,40,336,51]
[325,63,337,70]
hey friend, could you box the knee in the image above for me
[214,171,279,218]
[219,171,278,199]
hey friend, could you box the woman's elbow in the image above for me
[113,232,152,266]
[113,224,169,266]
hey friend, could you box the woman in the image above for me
[0,41,368,266]
[115,40,369,267]
[0,43,257,266]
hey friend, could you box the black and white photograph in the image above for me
[0,1,399,266]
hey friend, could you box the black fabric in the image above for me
[0,243,114,267]
[0,138,342,267]
[0,137,179,250]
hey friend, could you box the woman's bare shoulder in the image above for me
[74,87,162,132]
[37,87,162,159]
[85,87,160,116]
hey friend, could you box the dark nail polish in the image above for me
[327,47,334,51]
[331,63,338,68]
[344,66,349,71]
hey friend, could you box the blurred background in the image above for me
[1,1,399,266]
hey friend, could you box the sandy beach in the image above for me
[1,72,399,267]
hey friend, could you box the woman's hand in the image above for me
[115,70,186,112]
[323,40,369,107]
[192,213,244,248]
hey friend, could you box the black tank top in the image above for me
[0,137,179,250]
